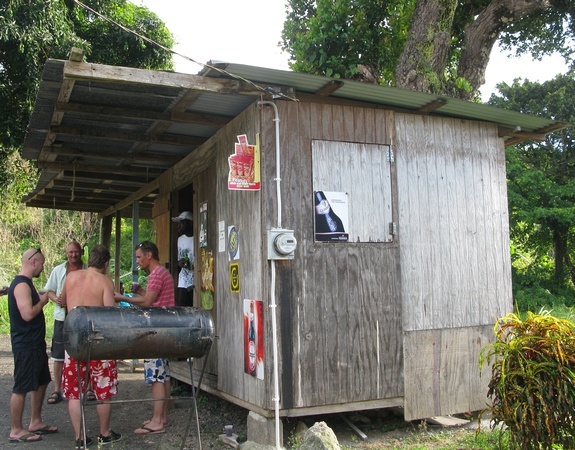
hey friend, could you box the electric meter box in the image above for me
[267,229,297,260]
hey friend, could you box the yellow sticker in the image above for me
[230,263,240,292]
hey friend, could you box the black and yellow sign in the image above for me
[230,263,240,292]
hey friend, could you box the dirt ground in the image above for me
[0,334,487,449]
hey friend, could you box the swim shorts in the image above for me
[62,352,118,400]
[143,358,170,384]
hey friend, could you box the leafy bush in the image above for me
[480,310,575,449]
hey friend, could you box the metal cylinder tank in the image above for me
[63,306,215,360]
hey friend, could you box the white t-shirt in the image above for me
[177,234,194,288]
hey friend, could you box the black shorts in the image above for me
[50,320,65,361]
[176,287,193,307]
[13,348,51,394]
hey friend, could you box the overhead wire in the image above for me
[72,0,298,102]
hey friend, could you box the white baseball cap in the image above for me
[172,211,193,222]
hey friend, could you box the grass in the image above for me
[286,411,511,449]
[0,295,55,338]
[353,428,509,449]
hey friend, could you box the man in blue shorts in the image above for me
[8,248,58,443]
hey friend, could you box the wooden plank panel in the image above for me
[274,100,402,410]
[467,325,494,412]
[460,121,481,323]
[396,113,429,331]
[404,326,493,420]
[404,329,442,419]
[397,113,511,331]
[482,123,513,319]
[442,119,465,325]
[397,112,511,420]
[187,105,266,408]
[153,212,171,269]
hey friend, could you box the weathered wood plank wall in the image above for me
[169,98,512,420]
[395,114,511,330]
[403,326,494,419]
[265,101,404,412]
[394,113,512,420]
[208,106,266,406]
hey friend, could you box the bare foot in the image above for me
[142,419,169,427]
[9,432,42,443]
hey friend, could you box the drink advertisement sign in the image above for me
[314,190,349,242]
[244,299,264,379]
[228,134,261,191]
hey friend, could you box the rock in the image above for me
[295,421,309,436]
[299,421,340,450]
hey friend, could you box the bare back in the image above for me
[62,268,115,312]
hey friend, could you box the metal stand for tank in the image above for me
[76,341,213,450]
[64,307,215,450]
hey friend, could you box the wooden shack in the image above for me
[22,53,568,444]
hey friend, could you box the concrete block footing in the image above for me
[245,410,284,448]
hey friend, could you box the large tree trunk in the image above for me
[396,0,552,99]
[457,0,551,100]
[395,0,457,95]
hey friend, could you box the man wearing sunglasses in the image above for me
[8,248,58,443]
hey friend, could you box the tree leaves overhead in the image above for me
[0,0,83,151]
[281,0,414,83]
[0,0,175,187]
[281,0,574,99]
[68,0,174,69]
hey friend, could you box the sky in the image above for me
[136,0,568,102]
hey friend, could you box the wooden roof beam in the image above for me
[43,187,128,201]
[63,60,264,96]
[418,98,448,113]
[52,179,141,193]
[315,80,344,96]
[37,163,163,177]
[55,102,232,127]
[101,178,161,218]
[50,125,206,147]
[45,145,182,165]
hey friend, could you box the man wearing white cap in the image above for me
[172,211,194,306]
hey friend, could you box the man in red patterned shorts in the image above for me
[61,245,121,449]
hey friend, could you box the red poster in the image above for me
[243,299,264,379]
[228,134,261,191]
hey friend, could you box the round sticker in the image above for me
[228,226,238,260]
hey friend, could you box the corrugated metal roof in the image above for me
[21,57,569,216]
[216,62,565,132]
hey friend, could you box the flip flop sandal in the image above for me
[134,426,165,435]
[9,433,43,443]
[29,425,58,435]
[86,389,97,401]
[46,391,63,404]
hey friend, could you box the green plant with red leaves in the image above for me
[480,310,575,449]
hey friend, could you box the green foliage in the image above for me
[68,0,174,70]
[281,0,414,83]
[0,0,175,186]
[281,1,574,98]
[480,310,575,449]
[112,218,155,290]
[489,72,575,304]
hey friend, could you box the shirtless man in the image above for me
[60,244,121,449]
